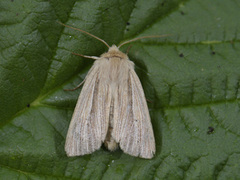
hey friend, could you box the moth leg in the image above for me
[64,80,85,91]
[146,99,153,103]
[64,53,100,91]
[72,52,99,60]
[126,45,132,55]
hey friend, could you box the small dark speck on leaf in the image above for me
[126,29,129,31]
[161,2,165,6]
[126,22,130,25]
[179,53,184,57]
[27,104,30,108]
[211,51,216,55]
[207,127,214,134]
[16,13,19,16]
[180,11,185,15]
[11,0,14,2]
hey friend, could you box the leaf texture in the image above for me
[1,0,240,179]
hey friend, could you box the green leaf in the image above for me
[1,0,240,179]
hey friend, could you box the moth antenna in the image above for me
[57,21,110,48]
[118,34,172,48]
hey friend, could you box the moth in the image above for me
[60,22,168,159]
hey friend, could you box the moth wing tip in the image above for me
[139,152,155,159]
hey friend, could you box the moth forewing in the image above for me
[111,65,155,159]
[61,22,158,159]
[65,64,103,156]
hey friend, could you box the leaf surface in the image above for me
[1,0,240,179]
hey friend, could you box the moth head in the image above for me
[101,45,128,60]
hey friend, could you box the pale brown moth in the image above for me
[60,22,168,159]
